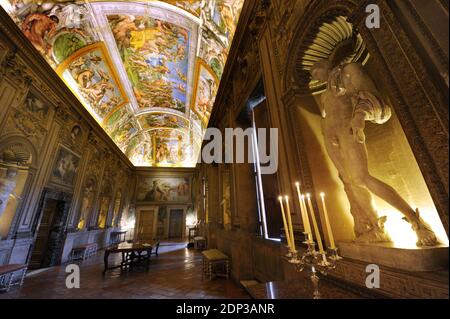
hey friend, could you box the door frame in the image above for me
[29,188,72,267]
[135,205,158,241]
[167,205,187,239]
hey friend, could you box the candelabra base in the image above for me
[286,244,342,299]
[310,269,321,299]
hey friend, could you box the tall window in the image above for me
[249,80,282,241]
[252,109,268,238]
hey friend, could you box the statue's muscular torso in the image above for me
[321,88,354,148]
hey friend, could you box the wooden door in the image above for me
[29,199,57,269]
[169,209,183,238]
[137,210,155,241]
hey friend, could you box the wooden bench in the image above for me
[201,249,230,281]
[0,264,27,292]
[71,243,98,261]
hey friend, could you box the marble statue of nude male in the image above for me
[310,59,438,247]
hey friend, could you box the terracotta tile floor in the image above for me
[0,242,250,299]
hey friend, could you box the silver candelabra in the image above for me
[286,234,342,299]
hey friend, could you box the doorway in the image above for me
[29,190,71,269]
[168,209,184,239]
[136,209,156,241]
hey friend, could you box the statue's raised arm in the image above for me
[341,63,392,125]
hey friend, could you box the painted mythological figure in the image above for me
[21,12,59,54]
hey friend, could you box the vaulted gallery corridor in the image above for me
[0,0,448,305]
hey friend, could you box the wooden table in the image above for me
[103,243,154,275]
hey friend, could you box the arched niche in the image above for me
[96,180,112,229]
[110,190,122,228]
[0,135,37,239]
[76,177,97,231]
[282,0,448,247]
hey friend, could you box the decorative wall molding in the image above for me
[328,257,449,299]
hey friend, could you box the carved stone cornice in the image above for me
[248,0,270,39]
[0,51,32,87]
[392,0,449,88]
[2,107,47,152]
[230,40,261,113]
[54,102,71,123]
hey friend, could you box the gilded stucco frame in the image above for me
[55,42,129,123]
[191,58,220,126]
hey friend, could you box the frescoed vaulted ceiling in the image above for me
[1,0,245,167]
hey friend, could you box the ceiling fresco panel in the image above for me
[89,2,199,116]
[126,132,154,167]
[104,106,139,153]
[56,42,128,122]
[151,128,190,167]
[138,112,190,130]
[107,14,190,113]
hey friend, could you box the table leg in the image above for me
[121,252,126,270]
[103,250,110,275]
[129,252,135,270]
[202,258,205,280]
[146,249,151,271]
[20,268,27,286]
[208,262,212,281]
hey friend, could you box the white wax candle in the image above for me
[306,194,325,254]
[295,183,311,240]
[279,196,293,251]
[320,193,336,249]
[300,195,313,240]
[284,196,296,252]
